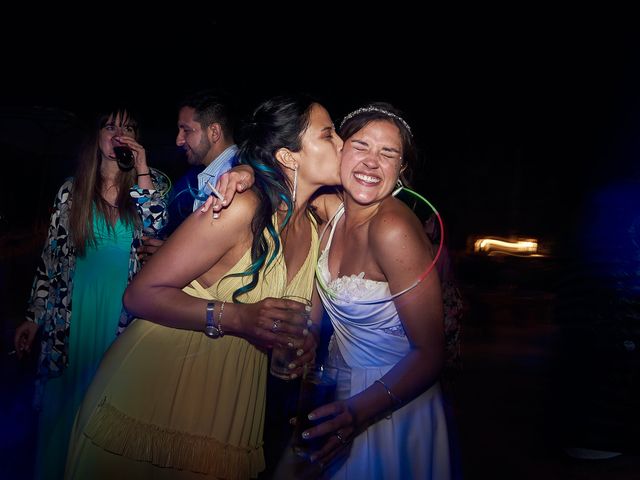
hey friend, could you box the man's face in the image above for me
[176,106,211,166]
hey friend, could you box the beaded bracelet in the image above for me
[217,301,226,337]
[137,172,150,177]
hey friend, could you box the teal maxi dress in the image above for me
[34,212,133,480]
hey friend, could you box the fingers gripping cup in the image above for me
[292,364,338,458]
[270,295,311,380]
[270,341,301,380]
[114,145,135,171]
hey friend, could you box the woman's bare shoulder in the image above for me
[370,197,429,249]
[189,188,260,233]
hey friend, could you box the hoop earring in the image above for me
[292,166,298,204]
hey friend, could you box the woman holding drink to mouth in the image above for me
[13,104,169,480]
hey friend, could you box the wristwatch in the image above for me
[204,302,221,338]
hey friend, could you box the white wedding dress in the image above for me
[317,205,451,480]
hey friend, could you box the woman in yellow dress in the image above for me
[64,94,344,479]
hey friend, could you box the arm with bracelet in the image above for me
[67,96,345,478]
[303,213,445,465]
[291,104,449,477]
[123,188,311,352]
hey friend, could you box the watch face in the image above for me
[205,325,220,338]
[205,302,218,338]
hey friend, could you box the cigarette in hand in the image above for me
[206,181,225,202]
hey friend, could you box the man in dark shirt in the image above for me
[162,90,238,238]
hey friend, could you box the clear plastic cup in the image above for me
[291,363,338,458]
[270,295,311,380]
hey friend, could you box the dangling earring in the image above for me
[292,166,298,204]
[396,163,407,190]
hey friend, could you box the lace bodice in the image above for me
[318,247,389,302]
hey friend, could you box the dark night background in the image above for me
[2,9,640,479]
[1,12,638,250]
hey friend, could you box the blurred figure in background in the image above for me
[424,213,463,384]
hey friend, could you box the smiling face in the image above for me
[340,119,404,206]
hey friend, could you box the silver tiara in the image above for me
[339,106,412,136]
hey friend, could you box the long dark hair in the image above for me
[70,105,141,256]
[227,94,315,302]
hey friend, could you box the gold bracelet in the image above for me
[217,301,226,337]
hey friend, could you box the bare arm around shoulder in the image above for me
[309,189,343,223]
[123,191,309,348]
[200,174,343,225]
[137,164,255,261]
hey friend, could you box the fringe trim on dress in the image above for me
[84,399,265,479]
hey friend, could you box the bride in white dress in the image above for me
[303,103,452,480]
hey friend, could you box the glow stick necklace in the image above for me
[315,186,444,305]
[149,168,172,198]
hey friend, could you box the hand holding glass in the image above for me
[270,295,311,380]
[114,145,135,170]
[292,364,338,458]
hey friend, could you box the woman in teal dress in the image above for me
[13,104,169,480]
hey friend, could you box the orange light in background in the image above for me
[473,237,541,256]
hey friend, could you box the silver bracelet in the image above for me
[374,379,402,407]
[217,301,226,337]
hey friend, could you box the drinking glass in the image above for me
[291,363,338,458]
[114,145,134,170]
[270,294,311,380]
